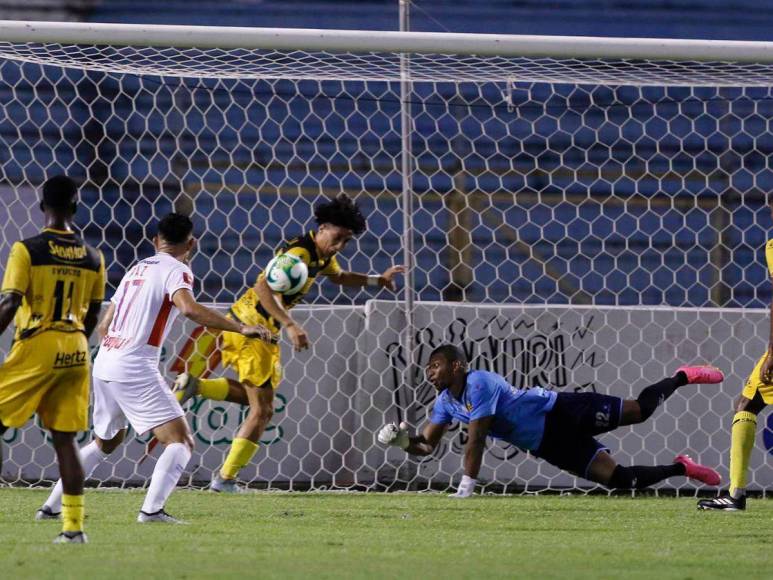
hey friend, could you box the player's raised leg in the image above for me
[138,416,193,523]
[174,373,248,407]
[616,365,724,427]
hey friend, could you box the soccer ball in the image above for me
[265,253,308,295]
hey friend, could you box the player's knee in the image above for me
[735,394,764,414]
[608,465,635,489]
[49,429,76,447]
[161,431,192,450]
[258,404,274,426]
[97,431,125,454]
[179,433,194,452]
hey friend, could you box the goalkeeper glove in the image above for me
[377,422,410,450]
[450,475,477,498]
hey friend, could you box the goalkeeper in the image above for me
[378,344,723,496]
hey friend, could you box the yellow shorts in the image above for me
[741,352,773,404]
[0,330,90,432]
[220,327,281,389]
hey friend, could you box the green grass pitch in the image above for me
[1,488,771,579]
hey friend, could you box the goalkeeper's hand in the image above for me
[377,422,410,450]
[450,475,477,499]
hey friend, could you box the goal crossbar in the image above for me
[1,20,773,63]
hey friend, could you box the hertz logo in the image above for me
[53,350,87,368]
[48,241,87,260]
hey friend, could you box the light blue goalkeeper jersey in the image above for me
[429,370,557,450]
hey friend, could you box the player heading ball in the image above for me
[174,193,405,493]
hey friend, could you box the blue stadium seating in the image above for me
[2,2,772,307]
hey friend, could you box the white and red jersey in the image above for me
[93,252,193,381]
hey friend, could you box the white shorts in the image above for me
[92,373,184,439]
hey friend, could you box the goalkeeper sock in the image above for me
[199,378,229,401]
[45,440,108,513]
[636,377,681,421]
[609,464,684,489]
[220,438,259,480]
[141,442,192,513]
[61,494,84,533]
[729,411,757,499]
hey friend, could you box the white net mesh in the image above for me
[1,32,772,493]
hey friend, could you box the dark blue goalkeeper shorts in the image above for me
[532,392,623,479]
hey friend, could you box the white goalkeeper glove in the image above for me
[377,422,410,450]
[450,475,477,499]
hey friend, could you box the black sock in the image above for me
[636,377,682,421]
[609,463,685,489]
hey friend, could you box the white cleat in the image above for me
[53,531,88,544]
[137,509,187,524]
[35,506,61,521]
[210,474,244,494]
[172,373,199,406]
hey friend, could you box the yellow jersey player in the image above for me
[699,228,773,511]
[0,176,105,543]
[173,194,404,492]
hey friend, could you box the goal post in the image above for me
[1,20,772,493]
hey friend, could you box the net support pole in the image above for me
[398,0,418,487]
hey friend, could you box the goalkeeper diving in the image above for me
[378,344,723,497]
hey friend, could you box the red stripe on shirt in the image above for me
[147,293,174,347]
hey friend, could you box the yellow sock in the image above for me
[729,411,757,496]
[198,377,229,401]
[220,438,259,480]
[61,493,84,533]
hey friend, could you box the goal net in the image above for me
[1,22,772,493]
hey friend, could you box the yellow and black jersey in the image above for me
[1,228,105,341]
[230,230,341,329]
[765,238,773,276]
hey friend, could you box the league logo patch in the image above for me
[466,401,473,412]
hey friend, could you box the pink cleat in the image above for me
[675,454,721,486]
[675,365,724,384]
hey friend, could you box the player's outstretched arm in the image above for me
[452,415,493,499]
[0,292,21,336]
[172,289,274,341]
[463,415,493,480]
[327,265,405,291]
[255,276,308,351]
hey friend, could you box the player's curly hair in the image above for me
[313,193,366,235]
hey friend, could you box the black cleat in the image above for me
[697,493,746,511]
